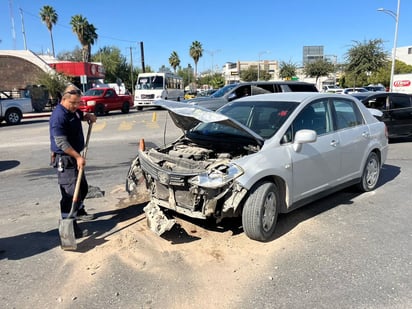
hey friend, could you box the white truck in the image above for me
[0,91,33,125]
[393,74,412,94]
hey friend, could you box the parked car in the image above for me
[322,85,342,93]
[186,81,318,111]
[362,84,386,92]
[342,87,369,94]
[351,92,412,138]
[126,93,388,241]
[79,87,133,116]
[0,90,33,125]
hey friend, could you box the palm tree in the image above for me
[169,51,180,73]
[39,5,58,57]
[189,41,203,83]
[70,15,98,62]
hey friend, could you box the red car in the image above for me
[79,87,133,115]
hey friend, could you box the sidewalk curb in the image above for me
[23,112,52,119]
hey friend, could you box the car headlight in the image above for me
[189,163,244,189]
[87,100,96,106]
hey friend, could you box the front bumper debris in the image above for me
[143,202,176,236]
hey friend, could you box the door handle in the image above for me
[330,140,339,147]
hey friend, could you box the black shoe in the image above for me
[76,208,96,221]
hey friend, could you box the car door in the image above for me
[289,98,340,203]
[388,94,412,137]
[332,97,370,181]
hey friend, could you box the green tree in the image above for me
[240,66,257,81]
[57,46,83,61]
[304,59,335,85]
[92,46,132,90]
[189,41,203,84]
[70,15,98,62]
[279,61,298,80]
[39,5,58,58]
[198,73,225,89]
[344,39,387,87]
[169,51,180,73]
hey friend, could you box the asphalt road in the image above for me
[0,110,411,309]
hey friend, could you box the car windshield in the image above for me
[84,89,104,96]
[210,84,238,98]
[188,100,298,140]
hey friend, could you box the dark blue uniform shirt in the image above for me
[49,103,85,154]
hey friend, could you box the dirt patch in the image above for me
[53,185,294,308]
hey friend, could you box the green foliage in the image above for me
[344,39,387,86]
[36,71,69,100]
[304,59,335,83]
[70,15,98,62]
[39,5,58,57]
[177,65,194,88]
[169,51,180,73]
[198,73,225,89]
[240,66,257,81]
[279,61,298,80]
[57,46,83,61]
[189,41,203,82]
[92,46,132,91]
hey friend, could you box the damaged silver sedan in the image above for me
[126,93,389,241]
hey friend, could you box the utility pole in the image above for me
[19,8,27,50]
[140,41,145,73]
[129,46,134,96]
[9,0,16,49]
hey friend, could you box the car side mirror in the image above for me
[293,129,317,152]
[227,93,237,101]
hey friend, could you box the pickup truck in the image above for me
[0,91,33,125]
[79,87,133,116]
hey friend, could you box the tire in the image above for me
[94,104,105,116]
[358,152,380,192]
[121,102,130,114]
[5,108,22,125]
[242,181,279,241]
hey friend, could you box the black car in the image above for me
[186,81,318,111]
[352,92,412,138]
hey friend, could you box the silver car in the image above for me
[126,92,389,241]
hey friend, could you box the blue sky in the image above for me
[1,0,411,72]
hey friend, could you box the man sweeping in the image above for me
[49,85,97,238]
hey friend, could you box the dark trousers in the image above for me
[56,156,88,218]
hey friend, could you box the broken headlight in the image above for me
[188,163,244,189]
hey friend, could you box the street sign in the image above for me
[80,75,87,84]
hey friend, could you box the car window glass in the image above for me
[364,95,387,109]
[333,99,364,130]
[291,99,331,136]
[392,95,411,108]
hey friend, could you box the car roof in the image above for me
[234,91,351,103]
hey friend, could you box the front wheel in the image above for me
[121,102,130,114]
[5,108,22,125]
[94,104,105,116]
[358,152,380,192]
[242,181,279,241]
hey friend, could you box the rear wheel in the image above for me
[358,152,380,192]
[121,102,130,113]
[242,181,279,241]
[94,104,105,116]
[5,108,22,125]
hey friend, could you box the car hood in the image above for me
[187,96,221,103]
[155,100,264,145]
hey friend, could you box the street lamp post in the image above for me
[258,51,269,81]
[378,0,400,92]
[205,49,221,75]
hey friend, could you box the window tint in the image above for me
[333,99,364,130]
[391,95,412,108]
[292,99,331,136]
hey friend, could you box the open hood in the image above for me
[155,100,264,145]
